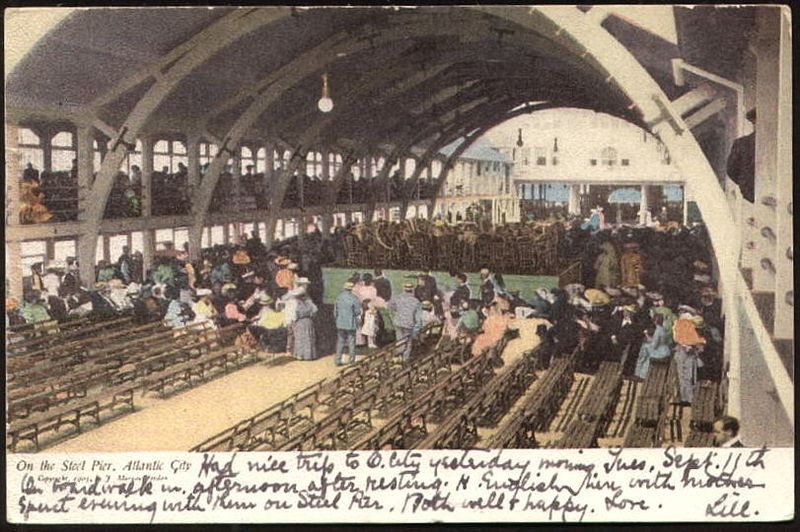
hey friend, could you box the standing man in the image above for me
[334,281,361,366]
[374,269,392,302]
[450,272,471,310]
[479,268,495,307]
[389,282,422,362]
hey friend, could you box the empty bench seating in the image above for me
[486,348,578,449]
[557,361,623,448]
[623,357,675,448]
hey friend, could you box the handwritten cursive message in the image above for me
[7,447,794,524]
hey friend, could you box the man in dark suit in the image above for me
[373,269,392,302]
[449,272,471,309]
[713,415,744,447]
[726,109,756,203]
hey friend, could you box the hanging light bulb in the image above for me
[516,128,524,147]
[317,73,333,113]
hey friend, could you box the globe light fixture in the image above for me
[317,73,333,113]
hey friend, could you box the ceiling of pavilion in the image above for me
[7,6,651,153]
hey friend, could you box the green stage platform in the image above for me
[322,267,558,305]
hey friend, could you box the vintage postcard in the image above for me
[4,4,794,525]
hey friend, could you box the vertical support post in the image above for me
[639,184,649,225]
[568,184,581,215]
[772,9,792,339]
[231,153,242,212]
[41,129,53,173]
[140,137,154,217]
[77,126,98,288]
[5,122,23,299]
[682,184,689,225]
[187,134,200,198]
[752,8,780,293]
[142,229,154,278]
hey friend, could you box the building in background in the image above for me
[486,108,691,224]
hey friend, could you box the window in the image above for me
[255,148,267,173]
[96,235,105,263]
[174,228,189,251]
[210,226,224,246]
[18,128,44,172]
[200,142,219,167]
[131,231,144,253]
[621,159,630,167]
[53,240,76,265]
[154,139,188,173]
[328,152,343,177]
[108,235,128,261]
[404,158,416,179]
[21,240,47,277]
[306,151,323,177]
[155,228,174,248]
[273,149,289,171]
[476,162,482,177]
[535,147,546,166]
[431,160,442,178]
[120,140,143,176]
[241,146,255,173]
[601,147,618,167]
[590,159,597,166]
[51,131,76,172]
[521,147,531,166]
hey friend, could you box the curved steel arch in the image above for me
[190,16,604,251]
[475,5,791,425]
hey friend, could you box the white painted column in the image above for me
[773,9,792,339]
[568,184,581,215]
[682,185,689,226]
[5,123,23,299]
[639,184,649,225]
[752,8,780,293]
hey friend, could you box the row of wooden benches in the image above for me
[7,325,257,452]
[622,357,676,447]
[556,360,624,448]
[8,322,234,420]
[486,347,579,449]
[7,316,133,358]
[415,340,541,450]
[349,339,501,450]
[683,382,720,447]
[189,323,445,452]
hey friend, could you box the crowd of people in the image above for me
[7,210,723,408]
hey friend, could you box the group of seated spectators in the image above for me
[19,163,78,224]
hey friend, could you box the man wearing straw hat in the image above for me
[334,281,361,365]
[389,282,423,362]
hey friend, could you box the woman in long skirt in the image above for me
[292,292,318,360]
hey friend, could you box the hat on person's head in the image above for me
[693,260,709,271]
[241,271,255,280]
[289,286,307,297]
[108,278,124,289]
[678,304,699,316]
[288,262,299,271]
[403,282,415,290]
[343,281,355,290]
[584,288,611,306]
[621,304,637,314]
[126,282,141,295]
[701,286,717,297]
[222,283,237,293]
[645,291,663,301]
[621,285,640,298]
[480,268,490,275]
[693,273,712,284]
[276,257,290,266]
[295,277,310,285]
[258,294,273,305]
[605,287,622,297]
[421,300,433,310]
[195,288,212,297]
[535,287,550,300]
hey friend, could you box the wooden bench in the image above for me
[7,383,136,452]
